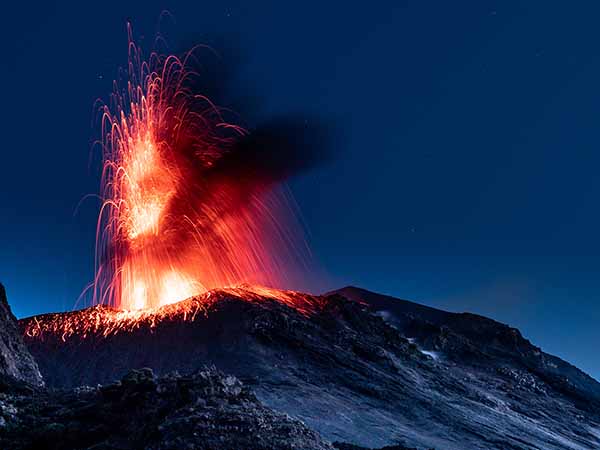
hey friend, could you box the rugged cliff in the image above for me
[0,284,43,387]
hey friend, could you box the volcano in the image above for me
[16,285,600,450]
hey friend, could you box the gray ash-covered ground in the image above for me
[10,285,600,449]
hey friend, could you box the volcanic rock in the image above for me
[0,284,43,386]
[333,444,418,450]
[0,367,335,450]
[19,285,600,449]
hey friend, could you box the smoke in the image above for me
[96,32,335,309]
[156,48,333,254]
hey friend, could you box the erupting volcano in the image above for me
[93,27,310,311]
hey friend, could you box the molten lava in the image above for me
[93,27,306,311]
[25,286,324,341]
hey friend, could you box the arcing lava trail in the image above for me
[23,285,323,341]
[94,26,310,311]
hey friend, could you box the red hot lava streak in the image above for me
[92,26,306,311]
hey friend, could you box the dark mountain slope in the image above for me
[0,287,339,450]
[335,286,600,408]
[0,367,335,450]
[0,284,43,386]
[19,286,600,449]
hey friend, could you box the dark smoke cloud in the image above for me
[174,34,335,169]
[160,37,336,223]
[148,37,337,254]
[211,116,332,187]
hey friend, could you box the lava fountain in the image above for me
[93,26,308,311]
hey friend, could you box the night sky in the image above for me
[2,2,600,379]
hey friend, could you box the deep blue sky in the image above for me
[2,1,600,378]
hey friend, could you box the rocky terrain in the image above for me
[1,283,375,450]
[0,366,337,450]
[17,285,600,449]
[0,284,43,386]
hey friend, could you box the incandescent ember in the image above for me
[23,285,325,342]
[93,25,311,311]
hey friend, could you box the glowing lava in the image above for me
[93,26,305,311]
[25,286,324,341]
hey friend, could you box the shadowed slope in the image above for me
[0,284,43,386]
[19,286,600,449]
[334,286,600,407]
[0,367,335,450]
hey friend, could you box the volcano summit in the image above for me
[11,285,600,449]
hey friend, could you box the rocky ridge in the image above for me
[0,367,335,450]
[18,285,600,449]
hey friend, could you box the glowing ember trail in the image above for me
[93,26,307,311]
[24,286,325,341]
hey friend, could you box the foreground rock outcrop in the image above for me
[0,284,43,387]
[18,286,600,449]
[0,367,334,450]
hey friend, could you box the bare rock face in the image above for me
[0,284,43,386]
[0,367,334,450]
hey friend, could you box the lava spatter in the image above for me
[93,25,308,311]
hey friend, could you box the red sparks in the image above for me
[25,286,324,341]
[92,26,306,311]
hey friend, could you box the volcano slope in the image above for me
[0,285,340,450]
[19,285,600,450]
